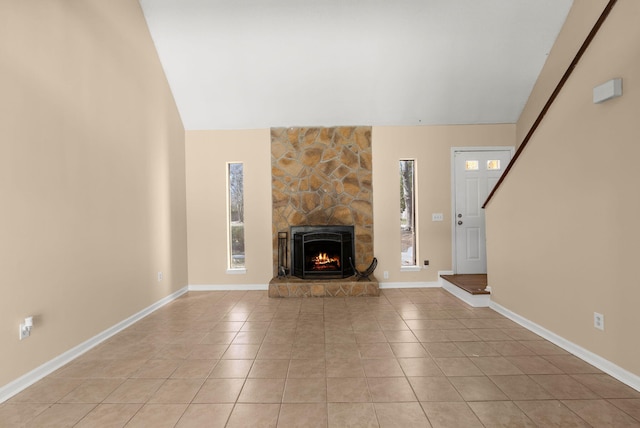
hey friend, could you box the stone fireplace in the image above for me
[269,126,378,297]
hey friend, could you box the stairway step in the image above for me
[440,274,489,295]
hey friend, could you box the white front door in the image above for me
[453,149,512,274]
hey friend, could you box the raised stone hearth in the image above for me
[269,276,379,298]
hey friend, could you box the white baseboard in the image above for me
[379,281,440,289]
[194,280,455,291]
[378,271,453,289]
[189,284,268,291]
[490,301,640,392]
[190,281,445,291]
[190,275,459,292]
[0,286,188,404]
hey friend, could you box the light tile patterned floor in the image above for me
[2,288,640,427]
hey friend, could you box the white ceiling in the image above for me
[138,0,573,130]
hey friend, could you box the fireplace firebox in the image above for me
[291,225,355,279]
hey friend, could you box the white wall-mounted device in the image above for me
[593,78,622,104]
[19,316,34,340]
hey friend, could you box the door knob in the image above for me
[458,220,463,225]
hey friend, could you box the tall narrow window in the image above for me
[227,162,245,270]
[400,159,417,267]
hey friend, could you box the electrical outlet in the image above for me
[594,312,604,331]
[383,271,389,279]
[19,323,30,340]
[157,271,163,282]
[423,260,429,266]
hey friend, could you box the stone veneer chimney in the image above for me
[271,127,373,278]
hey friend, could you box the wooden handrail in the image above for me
[482,0,618,209]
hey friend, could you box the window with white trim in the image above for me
[227,162,245,270]
[400,159,417,267]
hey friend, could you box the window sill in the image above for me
[226,268,247,275]
[400,266,421,272]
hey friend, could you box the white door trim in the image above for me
[450,146,515,274]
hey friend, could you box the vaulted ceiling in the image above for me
[139,0,573,130]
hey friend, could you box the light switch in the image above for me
[432,213,444,221]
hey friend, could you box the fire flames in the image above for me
[311,252,340,270]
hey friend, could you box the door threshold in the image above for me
[440,274,489,295]
[440,274,490,308]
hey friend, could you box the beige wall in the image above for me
[0,0,187,387]
[486,0,640,376]
[516,0,609,145]
[186,125,515,287]
[185,130,273,285]
[373,125,515,283]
